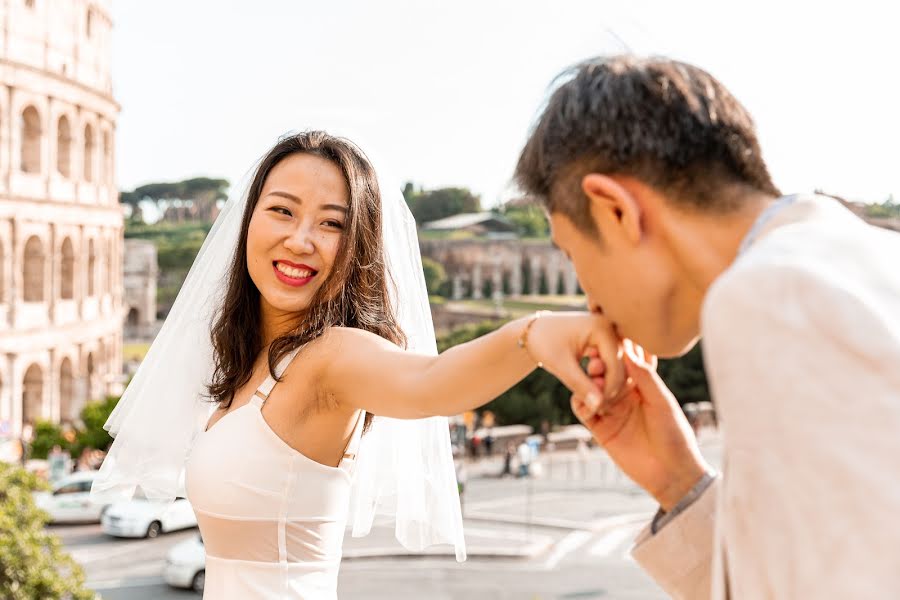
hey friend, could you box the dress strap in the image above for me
[338,410,366,474]
[252,347,303,408]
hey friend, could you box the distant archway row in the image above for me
[1,233,115,304]
[6,104,112,183]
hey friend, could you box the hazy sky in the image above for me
[111,0,899,206]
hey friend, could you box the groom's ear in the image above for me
[580,174,643,246]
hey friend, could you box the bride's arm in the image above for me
[316,312,623,419]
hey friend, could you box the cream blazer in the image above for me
[631,195,900,599]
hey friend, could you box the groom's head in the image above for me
[516,55,779,357]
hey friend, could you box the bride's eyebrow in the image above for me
[266,190,347,213]
[266,190,302,203]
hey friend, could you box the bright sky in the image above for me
[111,0,899,206]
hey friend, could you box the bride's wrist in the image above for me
[516,310,551,369]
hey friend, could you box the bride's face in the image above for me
[246,152,350,316]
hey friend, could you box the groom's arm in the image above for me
[631,476,719,600]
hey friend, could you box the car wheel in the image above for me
[145,520,162,539]
[192,570,205,594]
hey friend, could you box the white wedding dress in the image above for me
[185,348,364,599]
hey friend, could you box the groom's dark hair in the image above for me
[515,55,780,233]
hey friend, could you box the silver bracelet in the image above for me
[650,470,718,535]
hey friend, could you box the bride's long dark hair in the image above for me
[205,131,406,429]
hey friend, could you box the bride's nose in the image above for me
[283,223,316,255]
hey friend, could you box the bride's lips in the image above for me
[272,260,318,287]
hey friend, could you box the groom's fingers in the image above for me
[622,341,676,411]
[570,394,601,429]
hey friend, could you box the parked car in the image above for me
[101,495,197,538]
[164,534,206,594]
[33,470,109,524]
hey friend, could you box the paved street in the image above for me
[59,439,722,599]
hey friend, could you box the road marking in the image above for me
[464,492,570,512]
[86,575,165,590]
[68,539,149,564]
[541,530,593,570]
[588,523,641,557]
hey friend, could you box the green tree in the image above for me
[0,463,95,599]
[28,421,70,460]
[657,344,710,405]
[422,257,447,296]
[73,396,119,456]
[865,195,900,218]
[403,184,482,224]
[501,204,549,238]
[120,177,229,225]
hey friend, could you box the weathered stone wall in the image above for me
[0,0,123,434]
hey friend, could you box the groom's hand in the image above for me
[574,340,710,511]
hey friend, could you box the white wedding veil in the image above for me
[91,130,466,561]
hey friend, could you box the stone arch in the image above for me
[87,238,96,296]
[86,352,96,401]
[60,237,75,299]
[56,115,72,177]
[106,236,114,293]
[127,306,139,326]
[23,236,45,302]
[102,129,112,185]
[21,106,42,174]
[83,122,95,182]
[97,340,106,380]
[59,357,75,422]
[0,240,5,302]
[22,363,44,425]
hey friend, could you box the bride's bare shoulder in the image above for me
[303,327,400,366]
[318,326,398,350]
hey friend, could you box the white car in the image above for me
[164,534,206,594]
[101,495,198,538]
[33,470,109,524]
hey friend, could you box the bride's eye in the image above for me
[269,206,291,217]
[323,220,344,230]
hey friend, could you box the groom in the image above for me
[515,55,900,599]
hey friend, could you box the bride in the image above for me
[92,130,624,599]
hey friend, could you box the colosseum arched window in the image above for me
[56,115,72,177]
[87,238,96,296]
[106,237,114,292]
[83,123,95,182]
[22,363,44,424]
[102,130,112,185]
[59,357,74,422]
[60,237,75,299]
[86,352,96,401]
[21,106,42,174]
[0,242,5,302]
[23,236,45,302]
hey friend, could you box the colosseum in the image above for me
[0,0,123,438]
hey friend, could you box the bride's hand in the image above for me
[525,311,626,404]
